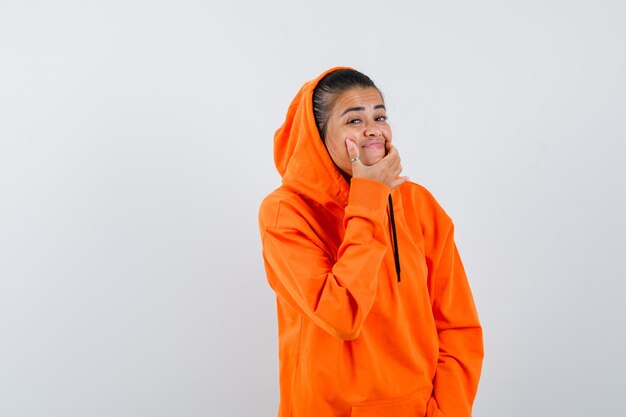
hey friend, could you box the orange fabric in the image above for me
[259,67,483,417]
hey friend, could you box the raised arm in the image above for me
[260,178,390,340]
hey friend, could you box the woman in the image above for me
[259,67,483,417]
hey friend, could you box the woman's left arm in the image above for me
[427,221,484,417]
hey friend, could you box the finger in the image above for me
[388,162,403,180]
[383,145,401,167]
[384,143,399,159]
[383,142,398,159]
[384,141,392,156]
[345,139,362,164]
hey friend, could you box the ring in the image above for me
[350,156,360,163]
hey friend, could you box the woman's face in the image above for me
[323,87,391,177]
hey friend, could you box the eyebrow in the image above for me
[340,104,386,117]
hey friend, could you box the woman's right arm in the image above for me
[259,178,390,340]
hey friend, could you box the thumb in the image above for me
[345,139,361,164]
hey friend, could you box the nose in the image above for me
[364,121,382,137]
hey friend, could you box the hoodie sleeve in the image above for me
[426,214,484,417]
[259,178,390,341]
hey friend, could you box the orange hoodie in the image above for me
[259,67,483,417]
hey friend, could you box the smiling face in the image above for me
[323,87,391,177]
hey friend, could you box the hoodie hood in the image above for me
[274,66,353,209]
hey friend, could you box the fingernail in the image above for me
[345,139,353,149]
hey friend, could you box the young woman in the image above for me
[259,67,483,417]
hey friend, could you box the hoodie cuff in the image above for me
[348,178,390,213]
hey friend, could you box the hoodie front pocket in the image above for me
[350,387,431,417]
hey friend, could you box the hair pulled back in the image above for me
[313,69,381,140]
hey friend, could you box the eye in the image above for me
[347,119,362,125]
[375,115,388,122]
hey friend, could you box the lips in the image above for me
[361,140,385,150]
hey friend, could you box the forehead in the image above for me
[333,87,384,112]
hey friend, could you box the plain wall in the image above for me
[1,1,625,416]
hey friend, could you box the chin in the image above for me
[362,154,385,166]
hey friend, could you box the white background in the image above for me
[1,1,625,416]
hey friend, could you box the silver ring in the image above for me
[350,156,360,163]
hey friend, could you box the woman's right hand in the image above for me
[346,139,408,190]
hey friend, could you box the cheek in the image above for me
[324,137,352,175]
[325,137,345,161]
[334,140,350,163]
[327,127,348,153]
[383,125,393,140]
